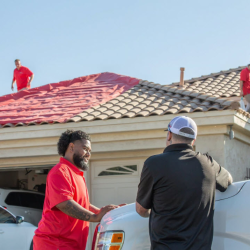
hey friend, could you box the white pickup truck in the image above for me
[93,180,250,250]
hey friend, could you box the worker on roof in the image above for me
[240,64,250,112]
[11,59,34,92]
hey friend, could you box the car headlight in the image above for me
[95,231,124,250]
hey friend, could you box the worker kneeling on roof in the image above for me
[240,64,250,112]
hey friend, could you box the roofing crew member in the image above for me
[136,116,233,250]
[11,59,34,92]
[33,130,119,250]
[240,64,250,112]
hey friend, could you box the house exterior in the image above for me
[0,67,250,246]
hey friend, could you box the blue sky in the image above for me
[1,0,249,96]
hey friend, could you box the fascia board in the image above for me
[0,110,242,141]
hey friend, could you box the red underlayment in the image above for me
[0,72,140,126]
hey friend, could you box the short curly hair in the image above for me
[57,130,91,156]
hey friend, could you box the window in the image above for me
[0,207,15,223]
[98,165,138,176]
[36,194,45,209]
[5,192,20,206]
[5,192,45,209]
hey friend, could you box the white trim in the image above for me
[0,110,244,140]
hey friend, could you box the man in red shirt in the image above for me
[240,64,250,112]
[33,130,118,250]
[11,59,34,92]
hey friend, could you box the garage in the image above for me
[0,166,51,227]
[0,167,50,191]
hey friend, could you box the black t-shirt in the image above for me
[136,144,230,250]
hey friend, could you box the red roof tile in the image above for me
[0,72,139,126]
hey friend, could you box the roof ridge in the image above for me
[139,80,234,107]
[170,65,246,85]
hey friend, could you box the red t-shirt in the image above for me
[13,66,33,91]
[33,158,90,250]
[240,67,250,96]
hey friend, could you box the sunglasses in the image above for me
[164,123,172,132]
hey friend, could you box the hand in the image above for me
[11,85,14,91]
[118,204,127,207]
[19,87,29,91]
[240,90,244,96]
[92,204,118,222]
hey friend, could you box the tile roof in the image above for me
[172,66,245,98]
[0,66,249,129]
[68,79,247,123]
[0,72,139,128]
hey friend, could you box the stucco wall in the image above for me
[196,134,250,182]
[195,135,225,166]
[224,136,250,182]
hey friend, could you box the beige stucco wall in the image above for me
[224,136,250,182]
[196,134,250,182]
[195,134,226,167]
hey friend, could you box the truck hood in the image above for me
[102,203,136,224]
[101,181,248,227]
[215,181,247,201]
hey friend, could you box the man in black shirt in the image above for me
[136,116,233,250]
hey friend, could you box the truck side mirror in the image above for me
[16,216,24,224]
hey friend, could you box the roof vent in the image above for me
[180,67,185,87]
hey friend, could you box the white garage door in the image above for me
[88,159,143,245]
[91,159,143,208]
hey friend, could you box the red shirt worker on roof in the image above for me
[33,130,119,250]
[11,59,34,92]
[240,64,250,112]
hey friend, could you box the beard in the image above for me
[73,153,89,171]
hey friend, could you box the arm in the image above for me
[227,171,233,185]
[48,170,116,223]
[205,153,233,191]
[136,161,154,217]
[89,204,100,214]
[216,165,233,192]
[136,202,150,218]
[27,74,34,87]
[56,199,115,222]
[11,77,16,91]
[57,199,94,221]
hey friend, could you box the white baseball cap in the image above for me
[165,116,197,139]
